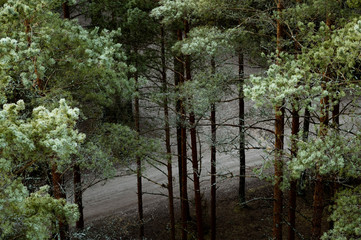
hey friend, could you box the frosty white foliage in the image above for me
[288,132,361,179]
[0,0,131,106]
[173,26,232,57]
[245,17,361,109]
[0,99,83,239]
[322,186,361,240]
[151,0,198,23]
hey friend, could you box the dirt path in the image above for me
[82,148,265,223]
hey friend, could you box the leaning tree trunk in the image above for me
[161,26,176,240]
[238,52,246,204]
[273,0,285,239]
[210,57,217,240]
[184,19,204,240]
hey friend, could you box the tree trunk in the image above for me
[288,1,301,235]
[288,107,299,240]
[303,105,311,141]
[238,52,246,204]
[174,53,183,199]
[63,2,84,230]
[273,105,285,240]
[73,164,84,229]
[311,174,324,240]
[161,26,176,240]
[210,58,217,240]
[174,28,191,240]
[52,163,67,240]
[134,67,144,239]
[311,15,332,240]
[62,1,70,19]
[311,93,329,240]
[184,19,204,240]
[273,1,285,239]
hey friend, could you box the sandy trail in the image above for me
[82,148,265,223]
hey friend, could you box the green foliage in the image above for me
[245,17,361,109]
[322,186,361,240]
[78,123,159,178]
[0,99,83,239]
[0,0,132,107]
[288,132,361,179]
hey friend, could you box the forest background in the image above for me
[1,0,361,239]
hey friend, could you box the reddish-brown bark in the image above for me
[273,105,285,240]
[288,107,299,240]
[52,164,67,240]
[273,1,285,239]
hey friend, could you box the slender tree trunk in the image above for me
[210,58,217,240]
[303,106,311,141]
[174,54,183,198]
[175,30,190,221]
[288,3,301,235]
[288,107,299,240]
[184,19,204,240]
[273,1,285,239]
[161,26,176,240]
[273,104,285,240]
[63,2,84,230]
[311,92,329,240]
[73,164,84,229]
[52,163,67,240]
[134,66,144,239]
[174,29,191,240]
[311,15,332,240]
[238,52,246,204]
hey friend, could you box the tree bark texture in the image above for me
[273,1,285,239]
[288,107,299,240]
[52,164,67,240]
[210,58,217,240]
[184,19,204,240]
[63,2,70,19]
[238,52,246,204]
[63,2,84,231]
[73,164,84,229]
[161,26,176,240]
[174,28,190,240]
[273,105,285,240]
[312,16,332,239]
[134,70,144,239]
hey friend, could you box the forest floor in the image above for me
[73,170,331,240]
